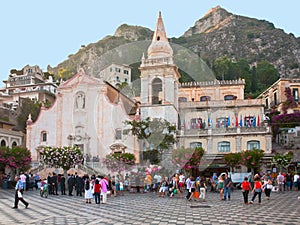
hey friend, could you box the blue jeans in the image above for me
[94,192,100,204]
[223,187,231,200]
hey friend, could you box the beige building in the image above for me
[99,63,132,88]
[177,80,272,158]
[258,78,300,114]
[0,119,24,148]
[0,65,57,110]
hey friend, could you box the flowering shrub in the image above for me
[103,152,136,173]
[240,149,264,172]
[172,147,205,172]
[0,146,32,172]
[224,152,242,171]
[40,146,83,170]
[144,164,162,175]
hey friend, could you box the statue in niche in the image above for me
[75,92,85,109]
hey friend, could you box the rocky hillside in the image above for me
[49,6,300,80]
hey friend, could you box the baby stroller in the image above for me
[40,183,48,198]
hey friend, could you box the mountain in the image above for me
[49,6,300,82]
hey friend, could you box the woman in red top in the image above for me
[94,179,101,204]
[250,175,263,204]
[241,176,252,204]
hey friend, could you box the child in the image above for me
[119,180,124,196]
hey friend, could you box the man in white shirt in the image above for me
[20,172,27,191]
[294,173,299,191]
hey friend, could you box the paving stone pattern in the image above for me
[0,188,299,225]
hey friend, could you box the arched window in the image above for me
[0,140,6,147]
[247,141,260,150]
[152,78,162,105]
[218,141,230,152]
[190,142,202,149]
[41,131,47,142]
[200,96,211,102]
[224,95,236,101]
[178,97,187,102]
[12,141,17,148]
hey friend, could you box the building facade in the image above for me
[0,65,57,110]
[26,69,139,164]
[258,78,300,114]
[99,63,132,88]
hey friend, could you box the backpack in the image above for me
[85,180,90,191]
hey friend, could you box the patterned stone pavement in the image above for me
[0,188,299,225]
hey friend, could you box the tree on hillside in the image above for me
[256,60,279,90]
[17,98,41,131]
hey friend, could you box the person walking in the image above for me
[223,173,232,201]
[218,174,225,200]
[12,176,29,209]
[94,179,101,204]
[263,178,273,200]
[199,177,207,202]
[277,172,284,192]
[249,175,263,204]
[241,176,252,204]
[100,176,109,204]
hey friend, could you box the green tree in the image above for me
[256,60,279,90]
[212,56,232,80]
[271,152,293,172]
[125,117,176,163]
[17,98,41,131]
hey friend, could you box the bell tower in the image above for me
[139,12,180,126]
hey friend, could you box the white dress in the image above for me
[85,182,93,199]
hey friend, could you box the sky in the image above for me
[0,0,299,84]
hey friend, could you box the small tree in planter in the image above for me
[40,146,83,187]
[224,152,242,172]
[103,152,136,176]
[241,149,264,175]
[172,147,205,175]
[0,146,32,175]
[271,152,293,173]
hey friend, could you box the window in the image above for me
[0,140,6,147]
[218,141,230,152]
[200,96,211,101]
[115,67,121,73]
[265,98,269,108]
[116,76,120,81]
[125,78,128,82]
[41,131,47,142]
[124,70,129,75]
[178,97,187,102]
[12,141,17,147]
[190,142,202,149]
[152,78,162,105]
[115,129,122,140]
[274,92,277,105]
[224,95,236,101]
[247,141,260,150]
[110,67,112,72]
[293,88,299,102]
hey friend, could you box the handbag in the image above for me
[17,191,23,198]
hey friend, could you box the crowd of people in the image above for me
[3,170,300,209]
